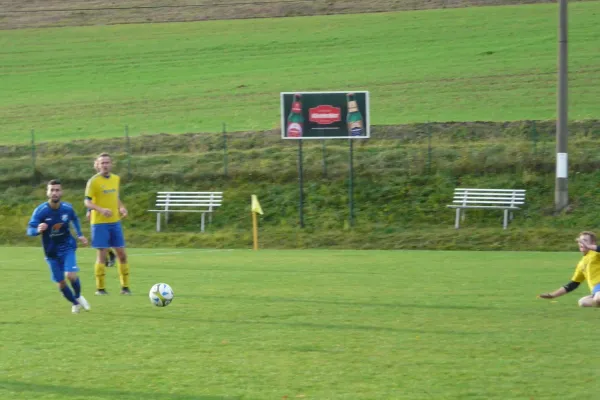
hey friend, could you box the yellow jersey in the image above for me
[85,173,121,225]
[571,250,600,292]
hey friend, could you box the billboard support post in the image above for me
[281,91,370,229]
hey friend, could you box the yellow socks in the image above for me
[118,263,130,288]
[96,260,130,290]
[94,263,106,290]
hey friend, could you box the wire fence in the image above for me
[3,120,600,233]
[4,120,600,187]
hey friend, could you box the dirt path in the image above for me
[0,0,589,30]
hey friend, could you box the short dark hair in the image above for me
[97,152,111,159]
[47,179,61,186]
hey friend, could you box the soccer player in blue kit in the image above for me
[27,179,92,314]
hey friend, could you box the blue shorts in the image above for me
[592,283,600,296]
[46,251,79,283]
[91,222,126,249]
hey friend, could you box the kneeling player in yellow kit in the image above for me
[539,231,600,307]
[84,153,131,295]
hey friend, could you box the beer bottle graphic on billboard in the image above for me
[287,94,304,138]
[346,93,364,136]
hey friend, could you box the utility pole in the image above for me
[555,0,568,212]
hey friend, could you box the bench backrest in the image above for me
[452,188,526,207]
[155,192,223,211]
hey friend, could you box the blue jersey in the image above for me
[27,202,83,258]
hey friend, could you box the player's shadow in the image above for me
[0,380,242,400]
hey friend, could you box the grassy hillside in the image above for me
[2,0,591,29]
[3,120,600,250]
[2,2,600,143]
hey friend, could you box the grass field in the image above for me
[1,2,600,144]
[2,247,599,399]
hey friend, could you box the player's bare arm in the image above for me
[539,277,581,299]
[539,285,571,299]
[84,198,113,217]
[118,199,128,218]
[37,222,48,233]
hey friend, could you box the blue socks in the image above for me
[70,278,81,299]
[60,278,81,306]
[60,286,78,305]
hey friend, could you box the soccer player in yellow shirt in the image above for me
[86,158,117,268]
[539,231,600,307]
[84,153,131,295]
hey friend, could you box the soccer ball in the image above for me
[149,283,174,307]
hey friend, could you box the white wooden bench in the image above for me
[447,188,526,229]
[148,191,223,232]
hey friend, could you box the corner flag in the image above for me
[251,195,263,250]
[251,195,263,215]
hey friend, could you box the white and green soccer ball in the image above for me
[149,283,174,307]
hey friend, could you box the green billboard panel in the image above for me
[280,91,370,139]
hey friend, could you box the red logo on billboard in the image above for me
[309,105,341,125]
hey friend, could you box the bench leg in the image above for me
[455,208,461,229]
[156,213,161,232]
[201,213,205,233]
[510,211,514,221]
[503,209,508,229]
